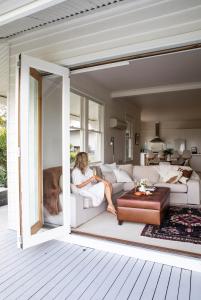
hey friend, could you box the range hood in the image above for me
[150,123,164,143]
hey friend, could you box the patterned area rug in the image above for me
[141,206,201,244]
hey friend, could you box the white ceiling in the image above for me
[82,48,201,94]
[72,48,201,122]
[136,89,201,121]
[0,0,132,39]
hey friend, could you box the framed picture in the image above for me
[135,133,140,145]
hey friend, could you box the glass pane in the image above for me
[29,76,39,227]
[70,130,82,165]
[125,118,133,161]
[88,100,101,131]
[88,131,102,162]
[70,92,81,128]
[126,137,133,161]
[42,75,63,228]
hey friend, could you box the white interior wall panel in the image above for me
[7,0,201,229]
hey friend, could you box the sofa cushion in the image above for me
[178,167,193,184]
[112,183,124,194]
[113,168,132,183]
[155,183,187,193]
[100,163,117,184]
[159,169,182,184]
[100,163,117,172]
[102,171,117,183]
[133,166,160,184]
[118,164,133,179]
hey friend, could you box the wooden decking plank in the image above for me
[0,242,71,298]
[0,240,18,258]
[178,269,191,300]
[0,236,16,251]
[190,271,201,300]
[54,252,114,300]
[34,249,101,300]
[13,246,86,299]
[69,253,125,300]
[0,230,200,299]
[103,258,137,300]
[89,256,132,300]
[0,235,15,246]
[165,267,182,300]
[152,265,172,300]
[18,247,93,300]
[0,240,64,281]
[127,261,154,299]
[140,263,163,300]
[0,240,57,270]
[115,259,145,300]
[0,230,15,240]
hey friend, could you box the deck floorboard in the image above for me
[0,230,200,300]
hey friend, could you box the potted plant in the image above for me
[163,148,173,162]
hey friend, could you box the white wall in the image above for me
[7,0,201,229]
[141,121,201,153]
[140,90,201,153]
[71,74,141,165]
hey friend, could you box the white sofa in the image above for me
[133,165,201,205]
[71,181,134,228]
[70,164,201,228]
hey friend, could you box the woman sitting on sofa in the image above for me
[72,152,116,215]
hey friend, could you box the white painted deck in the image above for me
[0,229,201,300]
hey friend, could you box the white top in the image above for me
[72,167,93,189]
[71,167,105,207]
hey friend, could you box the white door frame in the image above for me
[16,41,201,269]
[17,54,70,249]
[67,43,201,272]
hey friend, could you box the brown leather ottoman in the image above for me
[116,187,170,225]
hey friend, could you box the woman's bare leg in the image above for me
[103,181,116,215]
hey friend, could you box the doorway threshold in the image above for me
[72,229,201,259]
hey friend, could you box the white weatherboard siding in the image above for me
[7,0,201,230]
[0,44,9,96]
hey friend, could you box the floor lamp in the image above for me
[110,136,115,162]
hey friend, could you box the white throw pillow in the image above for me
[100,163,117,172]
[102,171,117,184]
[113,168,132,183]
[100,163,117,184]
[159,169,182,184]
[118,164,133,179]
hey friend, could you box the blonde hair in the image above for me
[74,152,89,174]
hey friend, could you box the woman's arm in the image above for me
[76,176,95,189]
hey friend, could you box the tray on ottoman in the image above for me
[116,187,170,225]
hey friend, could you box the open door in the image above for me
[17,54,70,249]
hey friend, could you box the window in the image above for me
[70,92,104,163]
[70,93,83,163]
[88,100,103,162]
[125,116,134,162]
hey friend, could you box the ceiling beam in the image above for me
[0,0,67,27]
[111,82,201,98]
